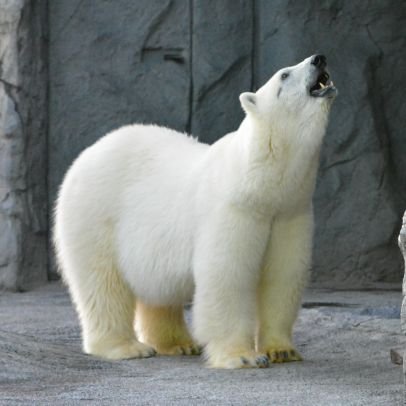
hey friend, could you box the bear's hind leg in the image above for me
[135,301,201,355]
[66,261,156,360]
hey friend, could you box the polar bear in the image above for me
[54,55,337,369]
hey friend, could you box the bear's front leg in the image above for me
[192,208,271,369]
[257,210,313,363]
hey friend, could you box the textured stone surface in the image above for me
[0,283,404,405]
[401,212,406,299]
[0,0,48,290]
[1,1,405,287]
[47,0,406,285]
[257,0,406,285]
[191,0,253,143]
[48,0,190,209]
[399,211,406,388]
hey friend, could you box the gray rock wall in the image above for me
[400,212,406,390]
[0,0,48,291]
[48,0,406,285]
[400,212,406,331]
[48,0,191,209]
[191,1,253,143]
[1,0,405,289]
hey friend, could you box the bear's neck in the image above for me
[231,117,327,213]
[238,116,325,166]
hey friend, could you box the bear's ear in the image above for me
[239,92,258,115]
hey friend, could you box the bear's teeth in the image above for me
[319,82,325,89]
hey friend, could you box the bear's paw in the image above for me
[207,350,270,369]
[89,338,157,360]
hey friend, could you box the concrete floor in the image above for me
[0,282,404,405]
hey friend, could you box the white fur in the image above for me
[54,56,336,368]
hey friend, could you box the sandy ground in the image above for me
[0,282,404,405]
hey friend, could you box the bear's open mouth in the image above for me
[309,71,336,98]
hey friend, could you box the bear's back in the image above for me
[56,124,208,244]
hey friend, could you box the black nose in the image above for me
[311,54,327,69]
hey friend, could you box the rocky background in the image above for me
[0,0,405,290]
[400,211,406,380]
[0,0,48,290]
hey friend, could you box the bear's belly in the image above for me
[120,259,195,306]
[115,204,196,306]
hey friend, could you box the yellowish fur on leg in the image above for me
[77,264,156,361]
[135,301,201,355]
[257,213,311,365]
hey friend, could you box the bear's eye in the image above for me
[281,72,289,80]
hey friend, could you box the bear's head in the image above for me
[239,55,337,141]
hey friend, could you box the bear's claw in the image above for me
[240,355,269,368]
[266,347,302,363]
[255,355,270,368]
